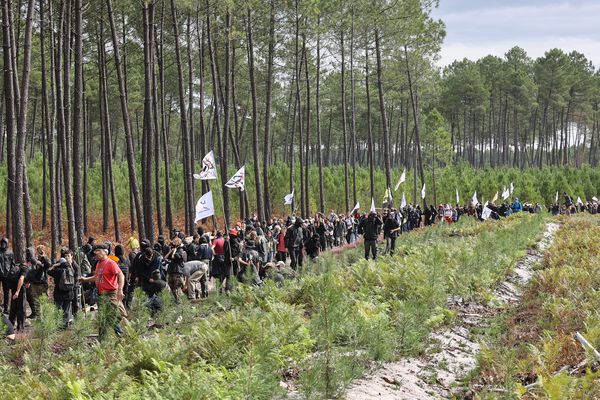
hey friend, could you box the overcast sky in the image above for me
[432,0,600,68]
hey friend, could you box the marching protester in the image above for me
[47,248,78,328]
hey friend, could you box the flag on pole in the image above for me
[194,191,215,223]
[350,202,360,214]
[394,169,406,191]
[401,192,407,209]
[284,190,294,205]
[193,150,218,180]
[577,197,583,206]
[555,191,559,203]
[383,187,393,205]
[370,198,376,213]
[593,196,598,202]
[492,191,499,203]
[502,187,510,201]
[472,191,479,206]
[225,166,245,191]
[481,206,493,220]
[421,183,426,200]
[510,182,514,195]
[456,188,460,205]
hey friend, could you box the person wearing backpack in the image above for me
[48,248,78,328]
[0,237,15,314]
[25,245,51,320]
[164,237,187,302]
[285,219,303,270]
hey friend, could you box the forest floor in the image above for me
[345,221,560,399]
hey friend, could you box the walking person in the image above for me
[25,246,51,320]
[359,211,383,260]
[48,248,78,328]
[79,244,127,339]
[0,237,15,314]
[164,237,187,303]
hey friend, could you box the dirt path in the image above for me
[345,222,560,400]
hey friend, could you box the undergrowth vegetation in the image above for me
[471,214,600,399]
[0,213,546,399]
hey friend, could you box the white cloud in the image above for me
[434,0,600,67]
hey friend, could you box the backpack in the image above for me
[7,263,21,281]
[59,265,75,291]
[75,248,92,275]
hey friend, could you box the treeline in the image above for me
[2,0,599,262]
[439,47,600,169]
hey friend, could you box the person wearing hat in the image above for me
[164,237,187,302]
[80,244,127,338]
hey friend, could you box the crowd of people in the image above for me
[0,191,590,339]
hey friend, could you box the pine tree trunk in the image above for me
[262,0,275,218]
[246,8,264,221]
[170,0,194,234]
[105,0,145,238]
[142,2,155,241]
[365,43,375,202]
[315,15,325,213]
[374,30,392,191]
[340,31,350,212]
[72,0,84,246]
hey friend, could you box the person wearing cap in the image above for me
[164,237,187,302]
[80,244,127,338]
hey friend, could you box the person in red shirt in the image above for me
[80,244,126,338]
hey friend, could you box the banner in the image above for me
[481,206,492,220]
[284,190,294,205]
[502,187,509,200]
[225,166,245,191]
[421,183,426,200]
[472,191,478,206]
[350,202,360,214]
[577,197,583,206]
[492,191,498,203]
[394,169,406,191]
[383,187,393,205]
[593,196,598,202]
[193,150,217,180]
[194,191,215,223]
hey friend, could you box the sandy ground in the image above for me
[344,222,560,400]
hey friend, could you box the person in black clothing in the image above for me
[154,235,170,257]
[285,219,304,270]
[25,245,51,319]
[0,237,14,314]
[48,248,79,328]
[114,245,130,308]
[383,212,400,255]
[305,233,321,260]
[360,212,383,260]
[7,261,27,331]
[131,239,163,297]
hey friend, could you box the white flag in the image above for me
[593,196,598,202]
[555,191,559,203]
[472,191,479,206]
[383,187,393,204]
[370,198,376,213]
[401,192,407,209]
[492,191,499,203]
[394,170,406,191]
[225,166,245,191]
[577,197,583,205]
[481,206,493,220]
[455,189,460,205]
[421,183,426,200]
[284,190,294,205]
[194,191,215,223]
[350,202,360,214]
[502,188,510,201]
[510,182,514,195]
[193,150,218,180]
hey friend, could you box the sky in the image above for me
[432,0,600,68]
